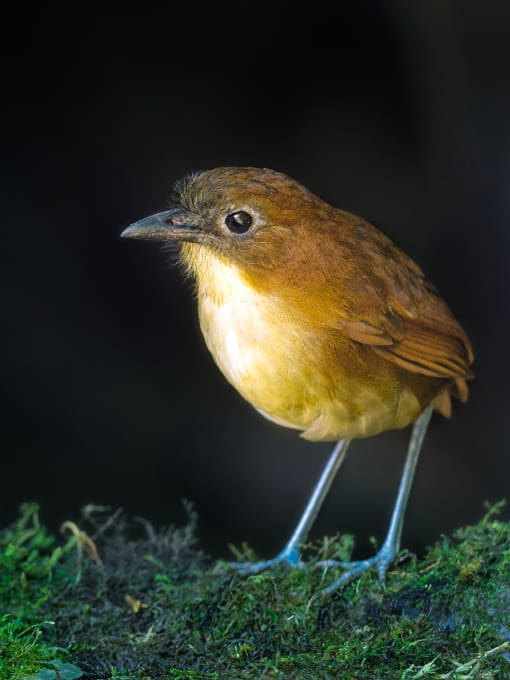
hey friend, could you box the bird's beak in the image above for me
[121,208,200,242]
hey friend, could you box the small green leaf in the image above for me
[31,661,84,680]
[49,660,85,679]
[31,670,56,680]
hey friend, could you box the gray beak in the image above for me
[121,208,200,242]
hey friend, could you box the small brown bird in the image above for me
[122,167,473,595]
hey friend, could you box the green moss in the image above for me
[1,502,509,679]
[0,504,83,679]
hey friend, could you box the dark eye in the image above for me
[224,210,253,234]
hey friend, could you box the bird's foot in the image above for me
[230,545,303,575]
[315,543,397,598]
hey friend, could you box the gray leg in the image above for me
[317,405,433,597]
[232,438,351,573]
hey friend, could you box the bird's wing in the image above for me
[331,229,473,383]
[335,302,473,380]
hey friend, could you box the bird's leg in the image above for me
[231,438,351,574]
[316,405,433,597]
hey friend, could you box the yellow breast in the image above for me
[192,249,316,425]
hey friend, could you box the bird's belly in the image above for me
[198,293,313,427]
[198,289,422,441]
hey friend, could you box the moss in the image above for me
[0,502,509,679]
[0,504,84,679]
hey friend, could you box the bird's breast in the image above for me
[196,259,313,428]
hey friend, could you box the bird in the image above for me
[121,166,473,595]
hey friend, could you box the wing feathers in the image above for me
[322,211,474,394]
[336,299,473,383]
[383,324,473,379]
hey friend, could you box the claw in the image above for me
[230,546,302,575]
[315,546,397,598]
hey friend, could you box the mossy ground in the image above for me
[1,502,509,679]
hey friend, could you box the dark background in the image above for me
[3,2,509,560]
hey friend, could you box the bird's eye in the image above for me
[224,211,253,235]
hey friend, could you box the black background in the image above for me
[3,3,509,560]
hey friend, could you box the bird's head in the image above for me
[121,167,333,283]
